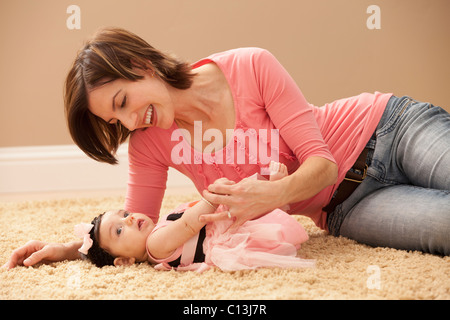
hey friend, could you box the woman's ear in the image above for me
[113,256,136,266]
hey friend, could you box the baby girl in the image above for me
[75,162,314,271]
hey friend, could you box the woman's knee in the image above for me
[339,185,450,255]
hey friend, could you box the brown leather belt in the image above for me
[323,148,369,214]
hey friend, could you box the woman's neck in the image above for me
[172,62,230,130]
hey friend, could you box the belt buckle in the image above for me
[344,164,368,183]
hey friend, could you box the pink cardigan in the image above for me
[124,47,392,230]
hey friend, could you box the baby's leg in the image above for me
[269,161,288,181]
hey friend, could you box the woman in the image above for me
[4,27,449,269]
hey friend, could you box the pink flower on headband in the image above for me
[74,223,94,255]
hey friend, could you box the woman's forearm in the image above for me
[202,157,338,230]
[63,241,83,261]
[275,156,338,205]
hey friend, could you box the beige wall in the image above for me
[1,0,449,147]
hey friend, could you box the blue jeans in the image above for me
[327,95,450,255]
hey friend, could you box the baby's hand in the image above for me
[269,161,288,181]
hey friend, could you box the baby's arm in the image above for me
[146,198,217,260]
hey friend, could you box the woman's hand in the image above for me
[201,177,285,232]
[200,157,338,232]
[2,240,82,269]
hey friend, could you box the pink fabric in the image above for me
[74,223,94,255]
[202,208,315,271]
[125,47,392,230]
[149,205,314,272]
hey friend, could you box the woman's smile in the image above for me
[143,104,157,126]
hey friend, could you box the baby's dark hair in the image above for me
[81,213,115,267]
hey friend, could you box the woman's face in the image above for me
[87,70,175,131]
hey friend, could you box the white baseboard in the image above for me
[0,144,194,194]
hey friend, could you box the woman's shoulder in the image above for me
[130,124,176,146]
[128,125,177,164]
[212,47,270,56]
[204,47,275,66]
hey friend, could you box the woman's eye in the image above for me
[123,212,129,218]
[120,96,127,108]
[116,227,123,235]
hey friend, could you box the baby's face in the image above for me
[99,210,155,262]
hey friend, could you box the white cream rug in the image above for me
[1,193,449,299]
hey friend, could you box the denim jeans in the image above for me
[327,95,450,255]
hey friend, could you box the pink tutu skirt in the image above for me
[154,207,315,272]
[203,208,315,271]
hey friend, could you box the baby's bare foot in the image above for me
[269,161,288,181]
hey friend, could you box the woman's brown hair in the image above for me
[64,27,195,164]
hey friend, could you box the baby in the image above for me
[75,162,314,271]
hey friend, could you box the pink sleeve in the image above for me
[253,49,336,165]
[124,131,169,223]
